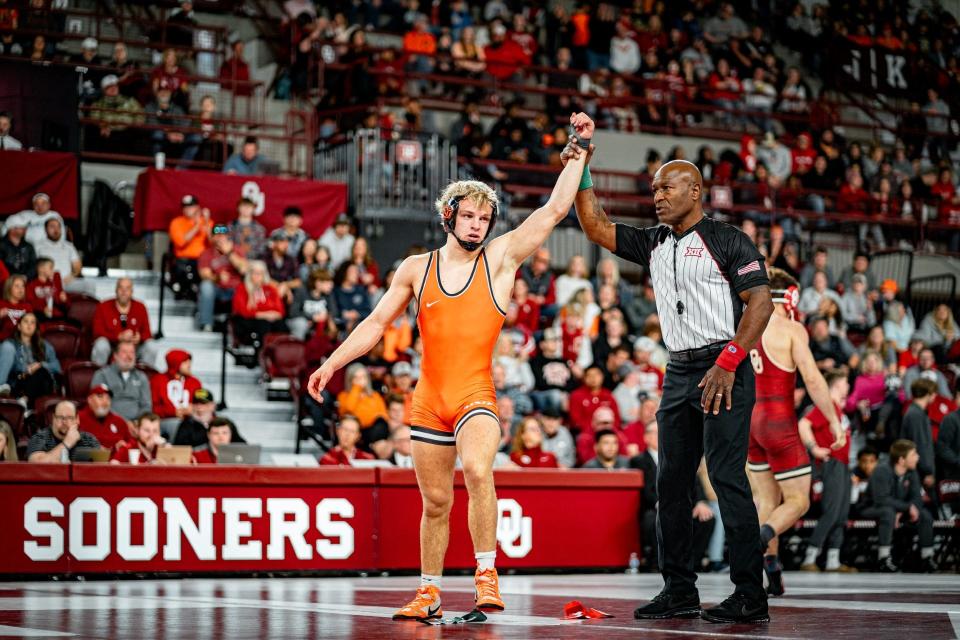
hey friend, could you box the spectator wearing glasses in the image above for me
[27,400,100,463]
[91,277,158,368]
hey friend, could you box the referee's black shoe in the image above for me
[634,590,701,619]
[700,592,769,624]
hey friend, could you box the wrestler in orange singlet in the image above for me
[308,112,595,621]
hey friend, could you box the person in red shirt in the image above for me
[836,171,871,215]
[0,275,33,342]
[790,133,817,175]
[78,383,131,449]
[568,365,621,434]
[509,416,558,468]
[798,370,855,572]
[151,348,201,422]
[110,412,166,464]
[632,337,665,395]
[320,415,375,466]
[26,258,68,322]
[151,48,190,110]
[91,277,157,367]
[484,23,527,81]
[197,224,248,332]
[218,39,252,96]
[576,404,628,465]
[231,260,287,353]
[510,278,540,334]
[191,417,233,464]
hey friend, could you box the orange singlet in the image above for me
[410,249,506,446]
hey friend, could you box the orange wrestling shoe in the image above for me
[392,585,443,621]
[474,568,505,611]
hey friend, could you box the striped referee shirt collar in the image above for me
[668,214,707,240]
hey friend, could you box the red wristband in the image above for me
[715,341,747,372]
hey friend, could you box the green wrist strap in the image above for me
[579,165,593,191]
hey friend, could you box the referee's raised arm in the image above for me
[559,140,616,253]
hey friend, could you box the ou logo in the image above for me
[496,498,532,558]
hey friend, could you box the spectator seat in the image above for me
[66,361,100,401]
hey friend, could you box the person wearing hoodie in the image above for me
[151,348,201,436]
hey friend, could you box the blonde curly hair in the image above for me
[434,180,499,226]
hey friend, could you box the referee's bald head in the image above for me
[652,159,704,229]
[657,159,703,187]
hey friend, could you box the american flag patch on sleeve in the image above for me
[737,260,761,276]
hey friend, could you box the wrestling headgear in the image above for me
[442,195,498,252]
[772,285,800,320]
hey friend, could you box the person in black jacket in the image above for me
[861,439,936,572]
[937,406,960,481]
[901,378,937,496]
[0,222,37,280]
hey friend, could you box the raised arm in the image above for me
[558,139,617,252]
[492,113,590,271]
[306,255,420,401]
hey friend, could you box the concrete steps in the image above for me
[82,268,305,457]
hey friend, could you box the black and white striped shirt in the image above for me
[615,217,768,352]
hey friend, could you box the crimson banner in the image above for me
[378,468,642,569]
[132,168,348,236]
[1,465,642,575]
[0,150,79,219]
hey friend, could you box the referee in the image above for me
[563,146,774,624]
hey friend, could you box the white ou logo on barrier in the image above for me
[496,499,532,558]
[241,181,266,216]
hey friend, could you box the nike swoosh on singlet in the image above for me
[426,300,440,308]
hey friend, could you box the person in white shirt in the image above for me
[33,215,85,290]
[553,254,592,307]
[318,213,355,271]
[610,22,641,74]
[0,112,23,151]
[4,193,61,245]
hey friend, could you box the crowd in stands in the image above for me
[145,183,960,570]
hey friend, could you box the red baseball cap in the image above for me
[88,384,112,397]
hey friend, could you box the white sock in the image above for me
[804,546,820,565]
[878,545,891,560]
[825,548,841,570]
[475,550,496,571]
[921,547,934,559]
[420,574,442,589]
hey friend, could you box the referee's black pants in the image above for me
[656,357,764,599]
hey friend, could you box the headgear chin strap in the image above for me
[772,285,800,320]
[443,195,498,252]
